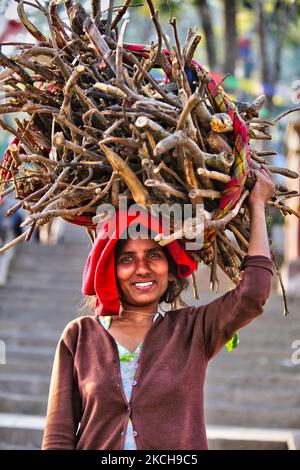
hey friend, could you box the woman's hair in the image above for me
[77,224,189,317]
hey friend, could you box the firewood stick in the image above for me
[210,238,219,293]
[217,230,247,258]
[94,82,126,98]
[5,184,52,217]
[227,223,250,248]
[84,17,117,75]
[145,0,163,67]
[100,143,150,206]
[60,64,85,120]
[185,33,201,68]
[111,0,131,30]
[153,161,189,189]
[116,18,129,83]
[154,212,209,247]
[105,0,114,37]
[144,179,188,200]
[267,200,300,219]
[197,168,231,183]
[176,93,200,131]
[251,160,298,179]
[271,249,289,316]
[207,190,249,230]
[0,230,30,254]
[189,188,222,200]
[135,116,169,139]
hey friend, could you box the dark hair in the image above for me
[77,224,189,316]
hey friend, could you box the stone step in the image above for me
[0,330,65,349]
[9,261,87,275]
[15,236,90,252]
[0,296,81,309]
[0,320,73,334]
[12,242,88,255]
[2,281,83,294]
[0,413,44,449]
[206,369,300,388]
[1,383,298,418]
[0,440,39,450]
[0,284,82,297]
[1,358,54,376]
[0,412,298,450]
[9,258,85,273]
[206,425,300,450]
[0,298,83,314]
[208,438,287,450]
[5,344,57,359]
[205,400,300,428]
[13,241,87,252]
[0,391,47,415]
[3,344,296,366]
[207,356,300,375]
[204,383,300,407]
[0,373,50,395]
[0,368,297,402]
[1,339,298,378]
[9,271,84,284]
[2,341,296,371]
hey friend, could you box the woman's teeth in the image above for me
[133,281,155,290]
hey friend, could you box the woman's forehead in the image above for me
[119,236,161,252]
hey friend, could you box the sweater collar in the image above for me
[98,311,165,331]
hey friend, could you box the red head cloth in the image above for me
[82,209,198,316]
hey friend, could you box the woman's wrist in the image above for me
[248,199,266,213]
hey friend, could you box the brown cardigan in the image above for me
[42,255,273,450]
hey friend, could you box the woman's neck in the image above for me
[118,303,158,325]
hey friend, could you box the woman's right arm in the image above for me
[42,335,81,450]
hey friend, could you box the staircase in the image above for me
[0,222,299,449]
[0,221,91,449]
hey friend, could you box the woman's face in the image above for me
[115,237,175,310]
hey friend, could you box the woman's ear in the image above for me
[168,272,176,283]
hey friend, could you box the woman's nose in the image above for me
[135,257,151,274]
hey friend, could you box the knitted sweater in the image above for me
[42,255,273,450]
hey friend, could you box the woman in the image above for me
[42,165,275,450]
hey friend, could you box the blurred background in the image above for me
[0,0,300,450]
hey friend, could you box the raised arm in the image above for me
[197,165,275,360]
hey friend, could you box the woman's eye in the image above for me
[119,256,132,264]
[149,251,160,258]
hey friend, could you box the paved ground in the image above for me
[0,221,299,449]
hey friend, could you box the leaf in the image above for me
[226,332,239,352]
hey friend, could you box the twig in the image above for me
[271,250,289,317]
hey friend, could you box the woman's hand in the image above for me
[248,164,276,209]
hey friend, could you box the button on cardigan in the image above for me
[42,255,273,450]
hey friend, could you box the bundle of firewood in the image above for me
[0,0,299,313]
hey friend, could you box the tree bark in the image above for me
[257,0,273,110]
[223,0,237,75]
[273,0,291,84]
[195,0,217,70]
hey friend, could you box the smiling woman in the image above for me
[42,170,275,450]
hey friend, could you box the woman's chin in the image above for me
[125,290,161,307]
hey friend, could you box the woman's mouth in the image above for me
[132,281,156,291]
